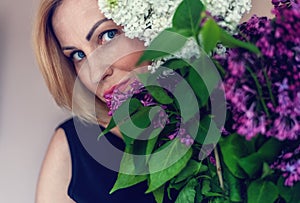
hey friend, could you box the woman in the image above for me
[33,0,168,202]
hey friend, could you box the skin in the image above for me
[36,0,147,202]
[52,0,146,105]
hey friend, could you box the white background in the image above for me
[0,0,273,202]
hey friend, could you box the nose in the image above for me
[100,66,114,81]
[86,48,113,83]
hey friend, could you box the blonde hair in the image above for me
[33,0,108,124]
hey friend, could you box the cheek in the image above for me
[75,66,106,102]
[75,66,97,93]
[115,51,145,71]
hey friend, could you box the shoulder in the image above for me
[35,127,75,203]
[45,127,71,164]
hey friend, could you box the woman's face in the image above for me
[52,0,146,102]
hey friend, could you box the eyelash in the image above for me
[69,29,119,63]
[69,50,85,62]
[98,29,119,44]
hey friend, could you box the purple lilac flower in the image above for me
[282,161,300,186]
[233,103,267,140]
[272,0,299,11]
[268,115,299,140]
[209,155,216,166]
[141,93,156,107]
[168,127,194,147]
[215,1,300,186]
[266,79,300,140]
[104,79,144,116]
[153,107,170,129]
[214,0,300,141]
[272,145,300,186]
[226,50,247,77]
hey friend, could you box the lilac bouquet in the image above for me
[99,0,300,202]
[215,0,300,187]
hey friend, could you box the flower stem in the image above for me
[195,33,201,48]
[246,67,270,117]
[262,69,276,106]
[214,60,226,77]
[214,146,224,190]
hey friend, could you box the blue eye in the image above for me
[100,29,118,43]
[71,51,86,62]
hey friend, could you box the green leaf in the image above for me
[202,192,224,198]
[278,177,300,203]
[130,127,163,173]
[146,128,162,155]
[201,179,211,195]
[166,27,194,38]
[210,175,224,195]
[129,98,142,113]
[116,106,152,146]
[145,128,163,163]
[256,138,283,162]
[147,139,192,192]
[238,138,283,177]
[110,173,147,194]
[130,139,150,174]
[247,180,279,203]
[101,99,141,140]
[173,78,199,123]
[195,183,204,203]
[193,116,220,145]
[199,164,209,173]
[169,178,188,191]
[187,67,209,107]
[130,107,152,128]
[163,58,190,71]
[223,165,243,202]
[110,151,147,194]
[220,30,260,54]
[200,177,224,197]
[137,72,150,84]
[261,162,274,179]
[200,18,221,53]
[172,0,204,36]
[108,99,150,146]
[238,153,261,178]
[138,30,188,64]
[187,55,221,107]
[98,117,116,139]
[219,134,249,178]
[152,185,165,203]
[175,178,198,203]
[138,50,169,64]
[193,116,210,144]
[174,160,202,183]
[211,198,230,203]
[146,86,173,104]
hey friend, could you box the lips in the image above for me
[103,85,117,98]
[103,78,131,98]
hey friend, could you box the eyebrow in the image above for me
[62,46,77,51]
[86,18,110,41]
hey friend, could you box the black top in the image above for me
[58,117,175,203]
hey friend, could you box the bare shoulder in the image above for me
[35,128,75,203]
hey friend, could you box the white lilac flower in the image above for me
[147,39,201,73]
[98,0,182,46]
[99,0,252,42]
[203,0,252,32]
[98,0,252,72]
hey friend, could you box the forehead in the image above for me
[52,0,106,46]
